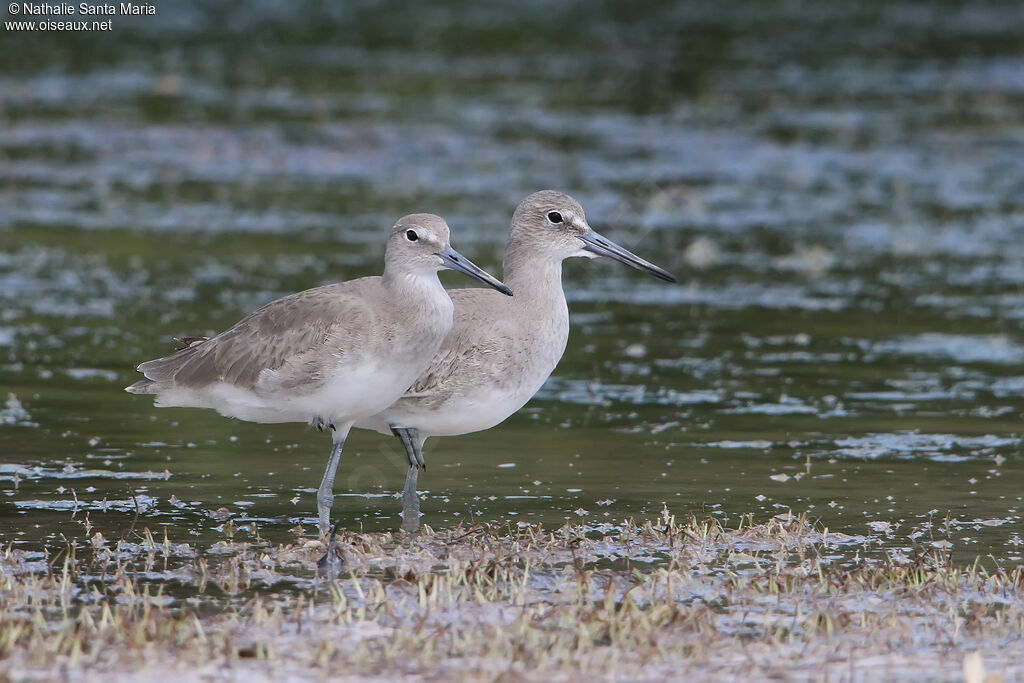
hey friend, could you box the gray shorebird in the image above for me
[126,214,511,539]
[355,191,676,531]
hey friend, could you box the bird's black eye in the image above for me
[547,211,563,224]
[406,230,418,241]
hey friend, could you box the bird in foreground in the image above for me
[355,191,677,532]
[125,214,512,545]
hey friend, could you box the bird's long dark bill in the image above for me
[579,230,678,283]
[439,247,513,296]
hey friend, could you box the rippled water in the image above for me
[1,0,1023,565]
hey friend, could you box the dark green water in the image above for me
[1,0,1023,565]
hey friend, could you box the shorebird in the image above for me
[126,214,511,536]
[355,191,676,531]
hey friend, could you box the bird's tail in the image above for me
[124,336,210,393]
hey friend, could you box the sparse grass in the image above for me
[0,510,1021,681]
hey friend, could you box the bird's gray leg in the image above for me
[317,424,351,533]
[401,464,421,533]
[391,426,425,469]
[391,427,426,532]
[316,424,353,578]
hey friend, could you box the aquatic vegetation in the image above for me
[0,513,1021,679]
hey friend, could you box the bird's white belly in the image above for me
[413,391,531,436]
[367,373,548,437]
[155,362,420,425]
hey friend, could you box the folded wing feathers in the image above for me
[127,284,365,394]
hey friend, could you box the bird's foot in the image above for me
[316,522,345,579]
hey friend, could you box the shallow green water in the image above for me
[1,0,1023,566]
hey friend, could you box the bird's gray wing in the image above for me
[134,281,376,394]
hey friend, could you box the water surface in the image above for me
[2,0,1023,566]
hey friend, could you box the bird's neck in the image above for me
[502,241,570,369]
[503,242,566,309]
[383,269,451,315]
